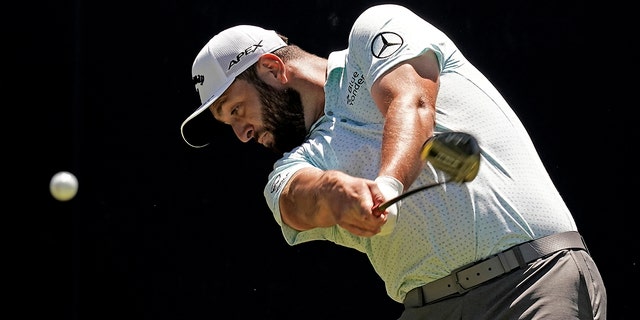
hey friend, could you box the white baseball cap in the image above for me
[180,25,288,148]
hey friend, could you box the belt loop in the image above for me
[579,234,590,255]
[416,286,425,306]
[511,245,527,268]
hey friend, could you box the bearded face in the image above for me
[251,76,308,154]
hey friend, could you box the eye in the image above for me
[216,104,239,125]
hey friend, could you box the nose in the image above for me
[232,122,254,143]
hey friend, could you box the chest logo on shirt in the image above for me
[269,172,291,194]
[347,72,365,105]
[371,32,403,59]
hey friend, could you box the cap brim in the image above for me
[181,78,235,148]
[180,108,222,148]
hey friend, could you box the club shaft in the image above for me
[376,181,446,211]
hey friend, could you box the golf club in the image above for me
[374,131,481,212]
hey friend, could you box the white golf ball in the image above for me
[50,171,79,201]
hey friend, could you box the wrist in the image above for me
[375,175,404,199]
[375,176,404,236]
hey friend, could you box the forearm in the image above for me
[279,168,385,236]
[373,52,440,187]
[379,99,435,187]
[279,167,329,231]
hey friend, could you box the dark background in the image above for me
[14,0,636,319]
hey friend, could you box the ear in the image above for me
[256,53,288,86]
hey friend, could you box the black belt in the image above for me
[404,231,588,308]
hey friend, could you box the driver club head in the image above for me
[420,132,481,182]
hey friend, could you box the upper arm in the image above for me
[371,51,441,115]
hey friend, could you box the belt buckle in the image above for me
[450,261,476,294]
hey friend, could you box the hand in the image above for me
[374,176,404,236]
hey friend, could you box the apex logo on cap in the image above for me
[228,40,265,70]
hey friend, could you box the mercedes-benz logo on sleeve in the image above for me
[371,32,403,59]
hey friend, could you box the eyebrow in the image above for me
[212,96,228,120]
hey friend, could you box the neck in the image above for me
[286,54,328,131]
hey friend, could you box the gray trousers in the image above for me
[398,250,607,320]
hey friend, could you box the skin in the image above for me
[211,50,440,237]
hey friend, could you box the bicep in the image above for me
[371,51,441,115]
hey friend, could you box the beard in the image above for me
[253,78,308,154]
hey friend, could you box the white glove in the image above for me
[374,176,404,236]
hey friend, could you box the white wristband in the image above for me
[374,176,404,236]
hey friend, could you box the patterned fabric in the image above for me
[263,4,577,303]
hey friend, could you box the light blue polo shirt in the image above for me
[264,4,577,303]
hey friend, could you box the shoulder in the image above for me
[346,4,443,68]
[352,4,421,30]
[348,4,433,49]
[357,4,415,19]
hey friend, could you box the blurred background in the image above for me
[13,0,636,319]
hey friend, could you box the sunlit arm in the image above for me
[279,168,388,237]
[371,51,441,188]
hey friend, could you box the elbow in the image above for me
[279,197,315,231]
